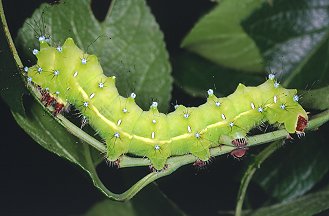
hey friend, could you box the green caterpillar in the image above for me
[25,38,308,170]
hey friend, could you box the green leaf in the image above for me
[16,0,172,111]
[12,102,103,166]
[301,85,329,111]
[242,0,329,88]
[0,1,26,114]
[11,102,115,195]
[85,200,136,216]
[253,128,329,201]
[173,51,263,98]
[130,183,186,216]
[181,0,264,73]
[245,186,329,216]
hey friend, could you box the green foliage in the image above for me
[1,0,329,215]
[242,0,329,88]
[301,86,329,110]
[253,129,329,201]
[245,185,329,216]
[182,0,264,72]
[173,52,263,97]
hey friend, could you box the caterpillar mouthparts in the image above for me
[25,37,308,170]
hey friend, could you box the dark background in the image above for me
[0,1,263,215]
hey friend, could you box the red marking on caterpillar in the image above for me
[230,138,248,159]
[231,149,247,159]
[53,102,65,115]
[296,115,308,132]
[39,87,64,115]
[41,91,56,107]
[193,159,208,168]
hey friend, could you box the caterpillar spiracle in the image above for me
[25,38,308,170]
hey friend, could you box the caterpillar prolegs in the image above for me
[26,38,308,170]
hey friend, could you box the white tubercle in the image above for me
[56,46,63,52]
[32,49,39,55]
[268,73,275,80]
[130,92,136,99]
[114,132,120,138]
[98,82,104,88]
[151,102,158,108]
[81,58,87,64]
[38,36,46,42]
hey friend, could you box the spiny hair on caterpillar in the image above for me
[104,155,121,168]
[80,115,88,129]
[25,7,51,44]
[25,38,308,171]
[149,164,169,173]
